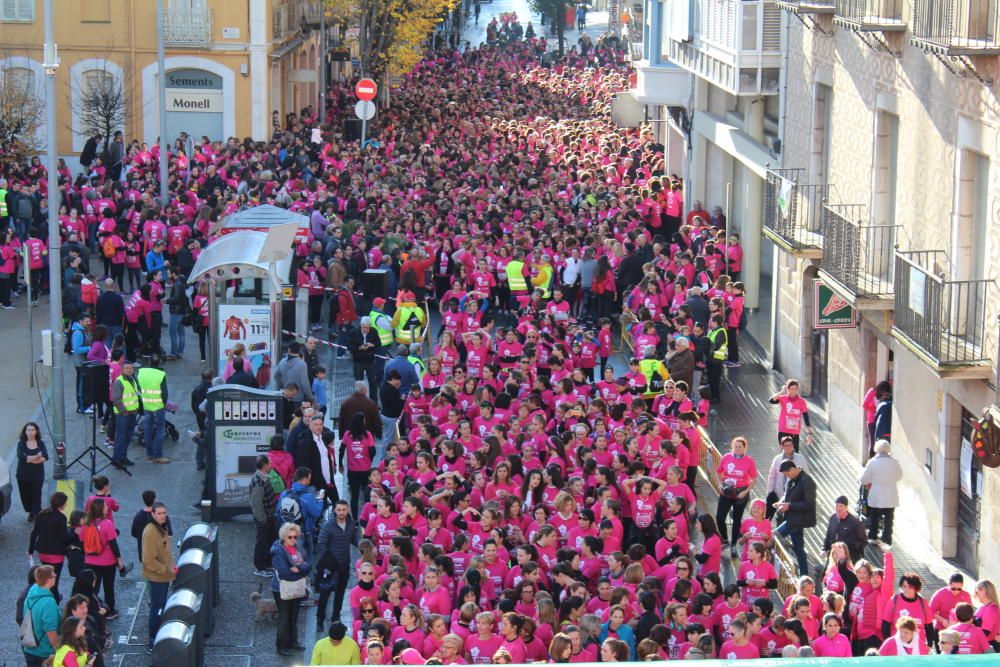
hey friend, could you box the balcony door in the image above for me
[951,150,989,349]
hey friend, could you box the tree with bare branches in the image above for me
[0,69,44,168]
[72,63,127,164]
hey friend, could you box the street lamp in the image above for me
[43,0,66,471]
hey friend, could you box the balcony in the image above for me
[819,203,897,309]
[302,0,323,29]
[631,61,691,106]
[273,3,303,43]
[911,0,1000,55]
[763,168,828,257]
[893,250,995,377]
[833,0,905,31]
[163,7,214,47]
[666,0,782,96]
[774,0,835,14]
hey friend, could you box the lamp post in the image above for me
[156,0,170,206]
[43,0,66,469]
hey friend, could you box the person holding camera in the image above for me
[715,437,758,559]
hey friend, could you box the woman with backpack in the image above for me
[28,492,72,601]
[340,411,376,518]
[79,499,125,620]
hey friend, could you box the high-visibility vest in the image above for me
[0,189,7,217]
[506,260,527,292]
[534,264,553,298]
[639,358,669,398]
[53,645,88,667]
[137,367,166,411]
[394,305,426,343]
[408,355,426,379]
[113,375,141,415]
[369,309,393,347]
[708,327,729,361]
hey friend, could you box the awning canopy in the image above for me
[220,204,311,260]
[189,231,294,291]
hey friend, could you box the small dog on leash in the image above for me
[250,591,278,622]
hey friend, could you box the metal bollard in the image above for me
[174,548,215,637]
[151,620,197,667]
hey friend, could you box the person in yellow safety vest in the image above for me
[368,297,394,348]
[638,345,670,399]
[531,254,554,299]
[505,250,528,310]
[392,290,427,345]
[706,314,729,404]
[0,178,8,226]
[110,359,141,469]
[137,354,171,464]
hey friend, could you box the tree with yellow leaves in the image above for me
[324,0,457,86]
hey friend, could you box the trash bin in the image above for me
[181,523,220,605]
[174,548,215,637]
[160,588,204,667]
[151,620,197,667]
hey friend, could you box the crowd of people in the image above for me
[4,7,999,665]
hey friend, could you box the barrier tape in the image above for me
[281,329,395,361]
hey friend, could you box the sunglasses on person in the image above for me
[362,608,376,614]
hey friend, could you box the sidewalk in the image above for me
[706,340,961,591]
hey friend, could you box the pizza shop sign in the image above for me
[814,280,857,329]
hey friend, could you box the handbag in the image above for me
[279,576,310,600]
[181,312,197,327]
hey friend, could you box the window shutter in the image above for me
[15,0,34,20]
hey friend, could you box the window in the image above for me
[0,0,34,21]
[2,67,35,94]
[83,69,113,95]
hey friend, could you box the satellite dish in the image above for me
[611,92,644,129]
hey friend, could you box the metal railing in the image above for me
[697,427,798,599]
[774,0,836,13]
[821,204,897,298]
[764,169,829,251]
[834,0,904,27]
[911,0,1000,53]
[893,250,994,365]
[163,7,214,47]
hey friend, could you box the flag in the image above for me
[777,178,793,217]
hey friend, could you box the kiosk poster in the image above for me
[218,304,272,384]
[206,385,283,519]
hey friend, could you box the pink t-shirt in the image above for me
[812,633,852,657]
[718,640,759,659]
[777,395,809,434]
[464,635,503,665]
[716,453,757,489]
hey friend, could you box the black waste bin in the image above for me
[174,548,215,637]
[151,620,197,667]
[160,588,204,666]
[181,523,220,605]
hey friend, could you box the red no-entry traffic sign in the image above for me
[355,78,378,101]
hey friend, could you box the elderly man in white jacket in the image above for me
[859,439,903,546]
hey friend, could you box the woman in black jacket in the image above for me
[28,491,71,601]
[16,421,49,520]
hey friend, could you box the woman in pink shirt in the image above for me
[718,618,759,659]
[715,437,758,556]
[812,613,852,657]
[878,617,929,655]
[973,580,999,643]
[81,498,126,617]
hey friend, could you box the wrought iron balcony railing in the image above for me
[774,0,836,14]
[820,203,897,303]
[893,250,994,367]
[763,168,829,253]
[911,0,1000,55]
[163,7,214,47]
[833,0,905,30]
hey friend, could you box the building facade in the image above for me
[634,0,1000,581]
[0,0,328,162]
[632,0,787,351]
[770,0,1000,580]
